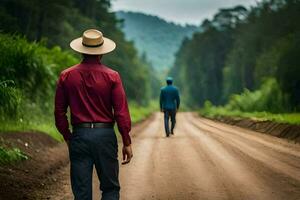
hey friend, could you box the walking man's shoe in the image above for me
[160,77,180,137]
[55,29,133,200]
[166,132,170,137]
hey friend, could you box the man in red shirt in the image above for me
[55,29,133,200]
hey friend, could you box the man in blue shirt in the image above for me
[160,77,180,137]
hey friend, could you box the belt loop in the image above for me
[91,123,94,129]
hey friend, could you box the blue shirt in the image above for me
[160,85,180,110]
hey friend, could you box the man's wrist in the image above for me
[122,135,131,146]
[123,140,131,146]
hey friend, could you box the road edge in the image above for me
[198,114,300,143]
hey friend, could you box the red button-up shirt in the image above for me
[54,57,131,146]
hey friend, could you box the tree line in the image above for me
[0,0,155,121]
[116,11,199,71]
[170,0,300,113]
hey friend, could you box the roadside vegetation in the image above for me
[0,146,28,165]
[200,78,300,125]
[130,101,158,124]
[170,0,300,123]
[0,0,159,164]
[201,103,300,125]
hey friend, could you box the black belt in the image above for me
[73,122,114,129]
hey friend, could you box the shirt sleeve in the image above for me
[54,74,72,141]
[176,89,180,109]
[159,89,163,110]
[112,72,132,146]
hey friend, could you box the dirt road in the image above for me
[47,113,300,200]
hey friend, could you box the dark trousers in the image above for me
[69,127,120,200]
[164,109,176,136]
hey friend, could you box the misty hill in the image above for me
[116,11,200,71]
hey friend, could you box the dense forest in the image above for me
[170,0,300,113]
[116,11,199,71]
[1,0,299,128]
[0,0,156,133]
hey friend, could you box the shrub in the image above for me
[0,80,21,119]
[0,146,28,165]
[0,33,78,120]
[0,34,55,101]
[225,78,288,113]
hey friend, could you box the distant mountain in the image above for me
[116,11,200,71]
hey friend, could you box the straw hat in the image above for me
[70,29,116,55]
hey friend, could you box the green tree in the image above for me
[171,0,300,112]
[0,0,154,105]
[277,32,300,110]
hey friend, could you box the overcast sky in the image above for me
[112,0,260,25]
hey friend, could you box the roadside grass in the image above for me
[0,119,63,141]
[0,146,28,165]
[0,116,60,165]
[200,106,300,125]
[0,101,158,163]
[0,101,158,140]
[129,101,158,124]
[113,101,157,139]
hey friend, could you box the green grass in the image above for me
[129,101,158,124]
[0,146,28,165]
[0,102,157,164]
[0,117,61,165]
[200,106,300,125]
[0,119,63,141]
[0,102,158,142]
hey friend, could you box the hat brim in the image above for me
[70,37,116,55]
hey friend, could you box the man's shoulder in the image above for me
[171,85,179,91]
[100,64,119,76]
[59,64,79,78]
[164,85,178,90]
[60,63,119,77]
[161,86,167,91]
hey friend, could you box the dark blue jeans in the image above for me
[69,127,120,200]
[164,109,176,136]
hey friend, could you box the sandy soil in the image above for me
[1,113,300,200]
[43,112,300,200]
[0,132,68,200]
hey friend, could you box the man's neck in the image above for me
[82,55,101,64]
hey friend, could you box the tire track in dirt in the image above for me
[187,113,300,199]
[181,115,278,200]
[118,113,162,200]
[150,115,225,200]
[47,112,300,200]
[188,114,300,182]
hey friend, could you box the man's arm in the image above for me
[176,89,180,110]
[159,89,163,112]
[112,72,133,164]
[54,75,72,142]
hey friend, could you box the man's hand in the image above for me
[122,145,133,165]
